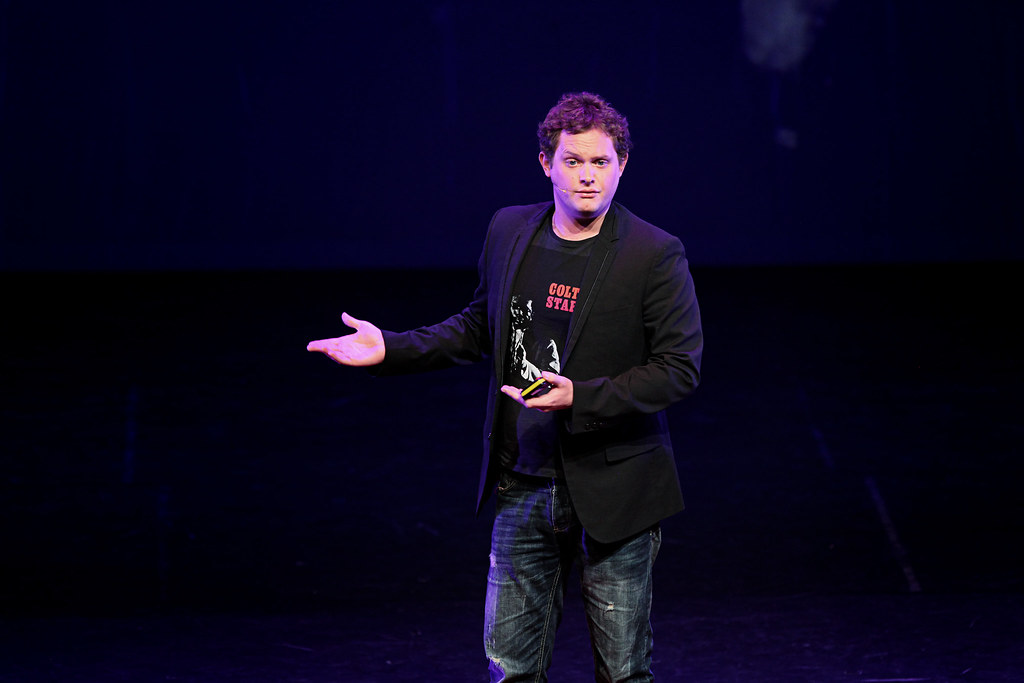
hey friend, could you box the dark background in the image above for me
[1,2,1023,680]
[2,1,1022,270]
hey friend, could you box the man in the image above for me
[307,92,703,682]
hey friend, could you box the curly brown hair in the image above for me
[537,92,632,162]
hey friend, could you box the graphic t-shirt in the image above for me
[498,223,594,478]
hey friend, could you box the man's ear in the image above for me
[618,153,629,175]
[539,151,552,178]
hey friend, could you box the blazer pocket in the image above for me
[605,443,662,464]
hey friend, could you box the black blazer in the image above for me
[378,202,703,543]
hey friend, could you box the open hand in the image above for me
[306,312,385,366]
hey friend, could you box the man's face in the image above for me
[540,128,627,223]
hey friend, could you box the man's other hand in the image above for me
[501,371,573,413]
[306,312,385,367]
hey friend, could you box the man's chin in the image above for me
[570,204,607,220]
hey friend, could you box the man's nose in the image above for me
[579,164,595,182]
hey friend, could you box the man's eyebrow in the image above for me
[561,150,611,160]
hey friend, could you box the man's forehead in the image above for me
[555,128,616,155]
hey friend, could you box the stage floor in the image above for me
[2,265,1021,681]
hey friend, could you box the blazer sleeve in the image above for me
[567,236,702,430]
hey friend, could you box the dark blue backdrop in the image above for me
[2,1,1021,270]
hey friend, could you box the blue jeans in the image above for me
[484,471,661,682]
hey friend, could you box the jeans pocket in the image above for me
[496,473,519,495]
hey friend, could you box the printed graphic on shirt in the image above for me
[508,293,562,384]
[498,229,594,478]
[546,282,582,313]
[506,230,591,387]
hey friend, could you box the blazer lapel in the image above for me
[493,205,551,380]
[562,204,621,369]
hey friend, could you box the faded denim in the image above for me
[484,471,661,682]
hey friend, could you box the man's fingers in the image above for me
[307,337,346,354]
[306,339,349,364]
[307,313,367,353]
[501,384,528,407]
[340,311,363,330]
[540,371,563,386]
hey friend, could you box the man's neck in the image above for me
[551,209,608,241]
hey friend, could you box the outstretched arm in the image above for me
[306,312,385,367]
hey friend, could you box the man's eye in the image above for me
[565,159,579,167]
[595,160,609,168]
